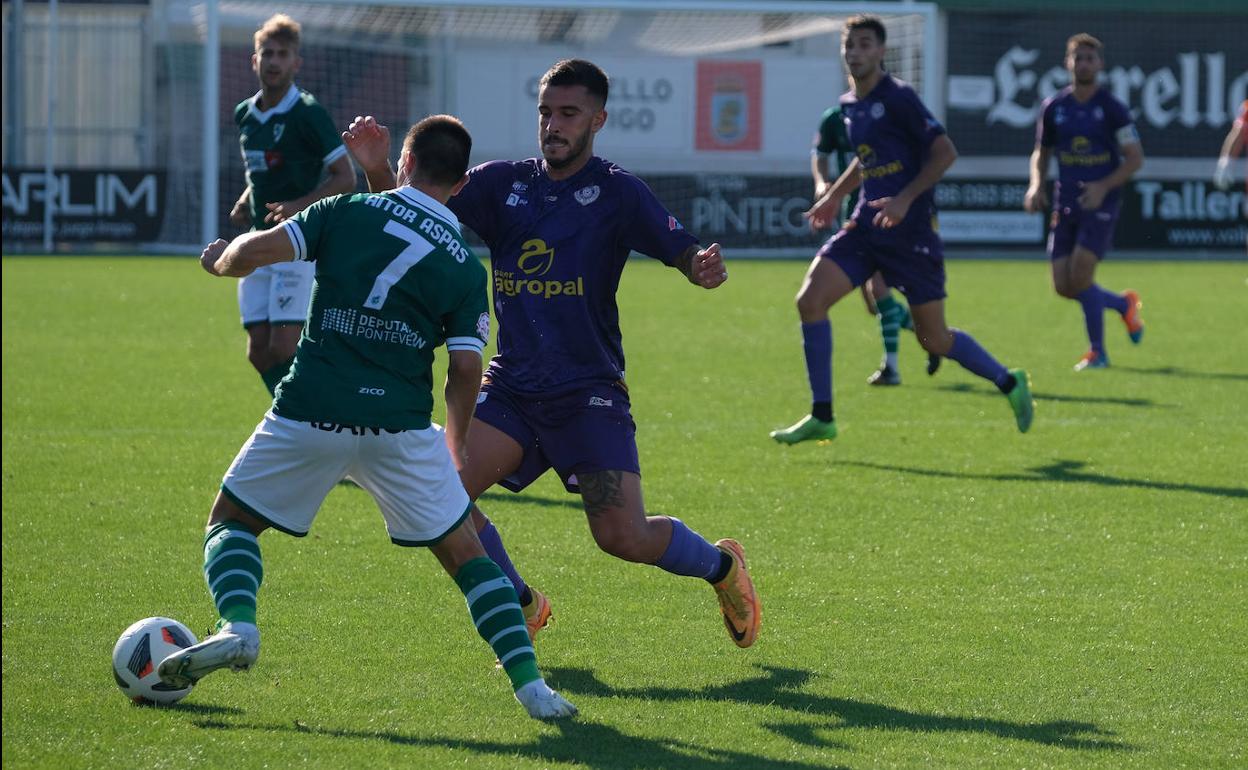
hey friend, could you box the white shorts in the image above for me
[238,261,315,328]
[221,412,471,546]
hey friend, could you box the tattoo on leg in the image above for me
[580,471,625,518]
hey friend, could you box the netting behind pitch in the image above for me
[153,1,935,254]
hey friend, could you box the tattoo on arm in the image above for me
[579,470,626,518]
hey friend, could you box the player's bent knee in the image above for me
[207,493,269,536]
[1053,280,1078,299]
[246,347,272,372]
[917,330,953,356]
[587,515,653,562]
[795,290,831,321]
[592,530,649,563]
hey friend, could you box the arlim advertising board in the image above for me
[2,168,166,242]
[945,12,1247,159]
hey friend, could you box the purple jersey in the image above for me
[449,156,698,395]
[840,75,946,232]
[1038,86,1137,212]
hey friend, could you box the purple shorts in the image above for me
[473,379,639,494]
[817,221,947,306]
[1047,205,1120,260]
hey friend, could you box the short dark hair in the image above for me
[843,14,886,45]
[539,59,609,106]
[402,115,472,187]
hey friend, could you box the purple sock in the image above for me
[654,518,724,580]
[801,320,833,407]
[1097,285,1129,315]
[948,329,1011,388]
[477,516,529,602]
[1076,286,1106,355]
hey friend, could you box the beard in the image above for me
[541,130,591,170]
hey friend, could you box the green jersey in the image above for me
[814,106,859,220]
[273,187,490,430]
[235,84,348,231]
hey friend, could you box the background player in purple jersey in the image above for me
[1025,33,1146,372]
[811,105,940,386]
[771,15,1033,445]
[343,59,761,650]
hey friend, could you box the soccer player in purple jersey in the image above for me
[771,15,1034,444]
[1025,33,1146,371]
[343,59,761,650]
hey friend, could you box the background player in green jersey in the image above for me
[230,14,355,396]
[158,115,577,720]
[813,106,939,385]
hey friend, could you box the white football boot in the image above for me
[514,679,578,720]
[158,621,259,688]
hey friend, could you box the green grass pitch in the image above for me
[2,256,1245,769]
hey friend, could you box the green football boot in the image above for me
[769,415,838,444]
[1005,368,1034,433]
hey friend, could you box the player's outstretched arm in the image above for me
[343,115,398,192]
[443,349,484,470]
[673,243,727,289]
[200,227,296,278]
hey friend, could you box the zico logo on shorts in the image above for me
[495,238,585,299]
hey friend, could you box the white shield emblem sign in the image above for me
[711,83,748,144]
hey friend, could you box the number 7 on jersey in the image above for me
[364,220,436,310]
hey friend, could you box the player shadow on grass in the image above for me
[146,701,243,716]
[544,665,1131,752]
[190,714,840,770]
[480,491,585,511]
[938,382,1170,409]
[1111,365,1248,382]
[839,459,1248,501]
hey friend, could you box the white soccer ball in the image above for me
[112,617,198,705]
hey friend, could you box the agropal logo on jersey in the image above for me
[856,144,904,180]
[1059,135,1110,167]
[494,238,584,300]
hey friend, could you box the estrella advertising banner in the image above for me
[944,12,1248,159]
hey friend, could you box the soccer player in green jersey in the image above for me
[157,115,577,720]
[813,106,938,385]
[230,14,355,397]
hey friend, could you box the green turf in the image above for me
[3,256,1245,769]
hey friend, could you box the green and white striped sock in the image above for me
[203,521,263,626]
[455,557,540,691]
[876,294,904,369]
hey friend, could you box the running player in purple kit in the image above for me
[343,59,761,650]
[771,15,1033,444]
[1025,33,1145,371]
